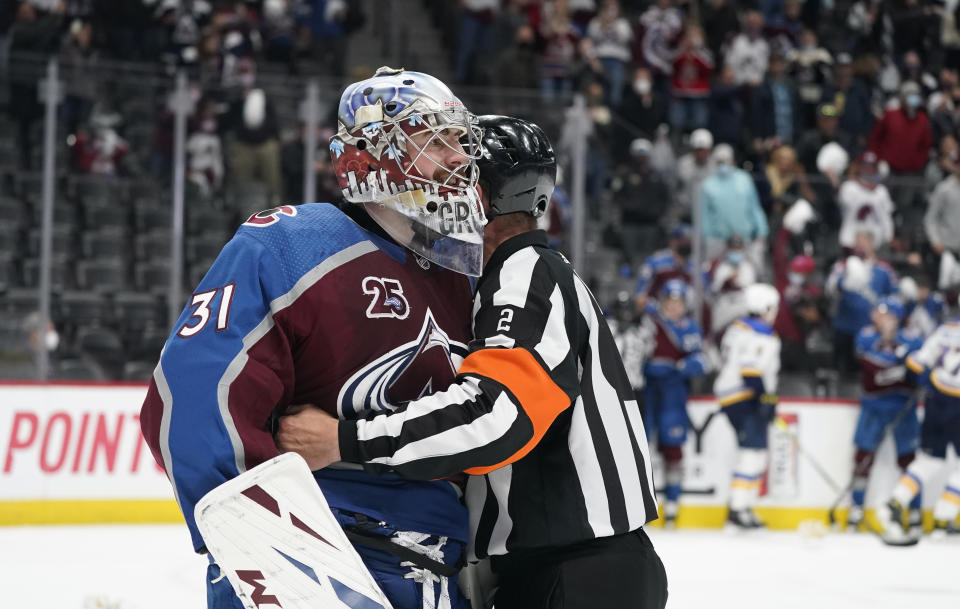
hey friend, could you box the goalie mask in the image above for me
[330,66,486,276]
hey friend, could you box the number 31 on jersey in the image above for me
[178,283,236,337]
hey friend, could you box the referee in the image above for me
[277,115,668,609]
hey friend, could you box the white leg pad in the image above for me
[195,453,394,609]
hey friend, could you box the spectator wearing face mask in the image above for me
[868,80,932,208]
[700,144,769,268]
[838,152,895,253]
[615,66,667,158]
[774,254,823,372]
[708,235,759,339]
[669,25,713,134]
[675,128,715,224]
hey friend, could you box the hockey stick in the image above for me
[773,414,843,494]
[825,393,921,527]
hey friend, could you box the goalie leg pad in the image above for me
[208,556,247,609]
[196,453,396,609]
[197,453,471,609]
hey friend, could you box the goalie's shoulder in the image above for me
[231,203,385,284]
[237,203,366,251]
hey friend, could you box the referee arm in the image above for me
[340,256,580,479]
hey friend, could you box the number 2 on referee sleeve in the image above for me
[497,308,514,332]
[178,283,236,337]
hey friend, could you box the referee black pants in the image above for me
[490,528,668,609]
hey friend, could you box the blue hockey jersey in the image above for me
[642,303,706,379]
[856,326,922,410]
[140,203,475,552]
[826,258,898,336]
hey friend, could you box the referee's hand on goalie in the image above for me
[275,404,342,470]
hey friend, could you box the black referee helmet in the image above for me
[476,115,557,219]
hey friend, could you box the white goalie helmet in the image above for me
[330,67,486,276]
[744,283,780,324]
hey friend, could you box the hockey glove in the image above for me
[759,393,778,422]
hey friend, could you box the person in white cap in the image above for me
[675,128,716,223]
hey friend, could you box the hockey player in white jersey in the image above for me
[607,290,655,397]
[714,283,782,528]
[877,319,960,544]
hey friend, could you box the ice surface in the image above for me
[648,527,958,609]
[2,524,956,608]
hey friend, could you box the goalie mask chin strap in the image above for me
[343,527,463,578]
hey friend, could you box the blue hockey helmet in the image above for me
[669,223,692,240]
[661,278,688,301]
[874,296,905,321]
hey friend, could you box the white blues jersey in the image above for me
[906,319,960,399]
[714,317,781,406]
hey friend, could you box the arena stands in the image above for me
[0,0,957,395]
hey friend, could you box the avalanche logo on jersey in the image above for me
[244,205,298,227]
[337,309,469,419]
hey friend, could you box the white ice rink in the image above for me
[3,524,957,609]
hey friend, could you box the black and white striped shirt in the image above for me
[339,230,658,559]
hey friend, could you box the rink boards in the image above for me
[0,383,955,528]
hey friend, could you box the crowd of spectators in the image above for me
[4,0,960,389]
[0,0,370,379]
[0,0,365,208]
[431,0,960,388]
[0,0,363,76]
